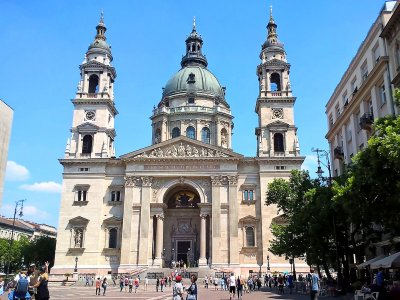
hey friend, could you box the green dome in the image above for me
[163,66,224,98]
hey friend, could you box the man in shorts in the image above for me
[229,272,236,300]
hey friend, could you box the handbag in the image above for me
[186,294,196,300]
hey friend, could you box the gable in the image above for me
[121,136,243,160]
[69,216,89,225]
[266,120,290,129]
[77,122,99,132]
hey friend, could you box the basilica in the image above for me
[53,10,306,276]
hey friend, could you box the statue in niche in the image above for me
[74,228,83,248]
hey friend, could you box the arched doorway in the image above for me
[162,184,201,267]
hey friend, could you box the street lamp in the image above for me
[311,147,341,287]
[267,255,270,272]
[187,248,191,268]
[74,256,78,273]
[6,199,25,276]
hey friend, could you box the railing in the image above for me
[152,105,231,116]
[359,113,374,130]
[76,92,110,99]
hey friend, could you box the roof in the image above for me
[0,216,34,233]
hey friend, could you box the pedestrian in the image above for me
[236,276,243,300]
[95,277,101,295]
[310,268,320,300]
[168,276,172,287]
[0,276,4,296]
[102,277,107,296]
[160,277,165,292]
[112,276,116,287]
[173,275,184,300]
[124,276,129,291]
[144,276,148,291]
[134,276,139,293]
[220,277,224,291]
[27,263,39,299]
[214,277,219,290]
[186,275,198,300]
[204,275,209,289]
[13,266,30,300]
[128,277,133,293]
[229,272,236,300]
[30,266,49,300]
[156,278,160,292]
[119,277,124,292]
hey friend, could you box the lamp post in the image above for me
[311,148,341,286]
[267,255,270,272]
[6,199,25,277]
[21,256,24,269]
[74,256,78,273]
[161,248,165,267]
[187,247,191,268]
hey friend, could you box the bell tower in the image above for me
[65,13,118,159]
[255,7,300,157]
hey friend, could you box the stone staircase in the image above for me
[139,267,216,283]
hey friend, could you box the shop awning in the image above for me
[357,255,385,269]
[370,252,400,269]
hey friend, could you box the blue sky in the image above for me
[0,0,385,227]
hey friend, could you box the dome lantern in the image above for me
[180,17,208,68]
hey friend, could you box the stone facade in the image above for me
[0,99,13,207]
[53,11,306,276]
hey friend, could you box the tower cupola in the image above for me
[87,12,113,61]
[181,17,208,68]
[262,6,284,51]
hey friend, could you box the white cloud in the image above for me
[301,154,319,177]
[20,181,62,193]
[22,205,49,218]
[5,161,30,181]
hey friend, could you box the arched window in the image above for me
[82,135,93,154]
[221,128,228,148]
[274,133,284,152]
[172,127,180,138]
[270,73,281,91]
[108,228,117,248]
[186,126,196,139]
[201,127,210,144]
[191,44,196,52]
[88,75,99,93]
[246,227,255,247]
[154,128,161,144]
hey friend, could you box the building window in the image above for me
[379,84,386,105]
[335,104,341,118]
[220,128,228,148]
[172,127,180,138]
[329,114,334,128]
[188,97,195,104]
[243,190,255,202]
[77,190,87,202]
[373,44,380,64]
[82,135,93,154]
[74,185,89,202]
[273,133,284,152]
[79,168,89,172]
[154,128,161,144]
[108,228,118,248]
[111,191,121,202]
[270,73,281,91]
[275,166,286,170]
[361,62,368,82]
[245,227,255,247]
[201,127,210,144]
[88,74,99,93]
[351,77,357,95]
[186,126,196,139]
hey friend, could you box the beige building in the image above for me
[0,99,13,207]
[325,1,398,176]
[53,12,306,276]
[0,216,57,241]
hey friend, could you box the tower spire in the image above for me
[193,16,196,32]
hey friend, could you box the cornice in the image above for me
[255,96,296,113]
[72,98,119,116]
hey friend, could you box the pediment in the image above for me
[267,120,290,128]
[271,214,288,226]
[77,122,99,132]
[121,136,243,160]
[69,216,89,225]
[103,216,122,224]
[239,215,259,225]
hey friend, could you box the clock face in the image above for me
[85,111,95,121]
[272,108,283,119]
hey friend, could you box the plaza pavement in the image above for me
[1,284,353,300]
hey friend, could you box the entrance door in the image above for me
[177,241,191,265]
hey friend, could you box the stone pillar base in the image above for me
[198,258,208,267]
[153,258,163,267]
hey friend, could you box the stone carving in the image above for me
[125,176,142,187]
[211,175,231,186]
[200,214,208,220]
[74,228,83,248]
[228,175,239,185]
[152,178,166,200]
[141,176,153,187]
[272,108,284,119]
[179,176,185,184]
[211,175,222,186]
[135,142,229,158]
[156,214,164,221]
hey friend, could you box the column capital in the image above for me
[200,214,208,220]
[125,176,142,187]
[156,214,164,221]
[141,176,154,187]
[228,175,238,186]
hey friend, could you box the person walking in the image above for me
[236,276,243,300]
[229,272,236,300]
[160,277,165,292]
[156,278,160,292]
[128,277,133,293]
[30,266,49,300]
[144,276,148,291]
[95,277,101,295]
[134,277,139,293]
[102,277,107,296]
[119,277,124,292]
[310,269,320,300]
[186,275,198,300]
[173,275,184,300]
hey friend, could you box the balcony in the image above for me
[152,105,231,117]
[359,113,373,130]
[334,146,344,160]
[76,92,110,99]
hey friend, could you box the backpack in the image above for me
[15,277,29,294]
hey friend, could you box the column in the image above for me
[138,176,153,266]
[154,214,164,267]
[199,214,208,266]
[211,176,221,265]
[228,175,239,266]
